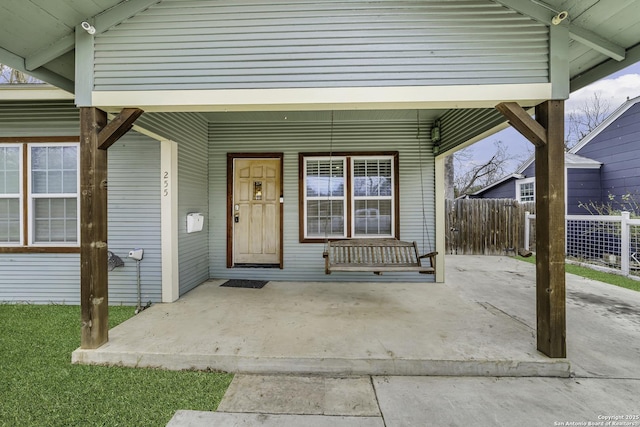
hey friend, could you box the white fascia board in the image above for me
[515,154,535,174]
[0,86,74,100]
[566,163,601,169]
[91,83,552,112]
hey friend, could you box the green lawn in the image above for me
[517,255,640,292]
[0,305,233,427]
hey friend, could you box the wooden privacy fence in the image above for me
[445,199,535,255]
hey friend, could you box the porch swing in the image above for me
[322,111,437,275]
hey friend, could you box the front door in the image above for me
[232,157,281,265]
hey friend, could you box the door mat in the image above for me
[220,279,268,289]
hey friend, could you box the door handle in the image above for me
[234,213,240,223]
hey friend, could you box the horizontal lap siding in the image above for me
[93,0,548,91]
[567,168,601,215]
[0,101,162,305]
[576,103,640,211]
[438,108,508,154]
[0,255,80,304]
[136,112,210,295]
[209,113,436,282]
[478,180,516,199]
[107,134,162,305]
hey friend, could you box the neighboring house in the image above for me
[473,95,640,214]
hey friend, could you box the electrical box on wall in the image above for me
[186,213,204,233]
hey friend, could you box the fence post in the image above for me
[524,211,530,250]
[621,211,630,276]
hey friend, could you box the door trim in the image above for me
[227,153,284,269]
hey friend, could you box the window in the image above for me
[352,157,393,236]
[0,145,22,244]
[300,152,398,241]
[516,177,535,202]
[304,157,346,238]
[0,141,79,248]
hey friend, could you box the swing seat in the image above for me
[323,239,437,275]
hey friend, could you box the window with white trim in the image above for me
[516,177,535,202]
[0,142,79,247]
[304,157,346,238]
[301,153,397,241]
[352,157,393,236]
[0,145,22,244]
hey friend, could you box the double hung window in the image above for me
[516,177,535,202]
[0,145,21,244]
[0,141,79,248]
[300,152,398,242]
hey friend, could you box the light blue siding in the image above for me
[0,101,162,305]
[438,108,508,154]
[106,134,162,305]
[93,0,548,91]
[136,112,210,295]
[208,110,436,282]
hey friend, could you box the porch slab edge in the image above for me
[167,410,385,427]
[71,349,570,378]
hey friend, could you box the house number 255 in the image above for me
[163,171,169,196]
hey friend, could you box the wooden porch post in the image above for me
[80,107,109,349]
[534,100,566,358]
[79,107,144,349]
[496,100,566,358]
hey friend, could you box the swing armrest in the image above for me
[418,251,438,259]
[418,251,437,270]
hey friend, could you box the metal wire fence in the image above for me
[525,212,640,278]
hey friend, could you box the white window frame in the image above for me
[0,144,24,246]
[301,153,397,240]
[303,156,347,239]
[516,177,535,202]
[350,155,395,238]
[26,142,80,247]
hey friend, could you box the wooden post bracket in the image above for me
[98,108,144,150]
[495,102,547,147]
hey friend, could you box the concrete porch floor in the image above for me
[73,261,569,377]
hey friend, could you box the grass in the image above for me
[517,255,640,292]
[0,305,233,427]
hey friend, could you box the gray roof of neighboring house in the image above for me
[474,152,602,196]
[564,152,602,168]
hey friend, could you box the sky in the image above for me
[461,61,640,175]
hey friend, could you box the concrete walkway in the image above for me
[165,256,640,426]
